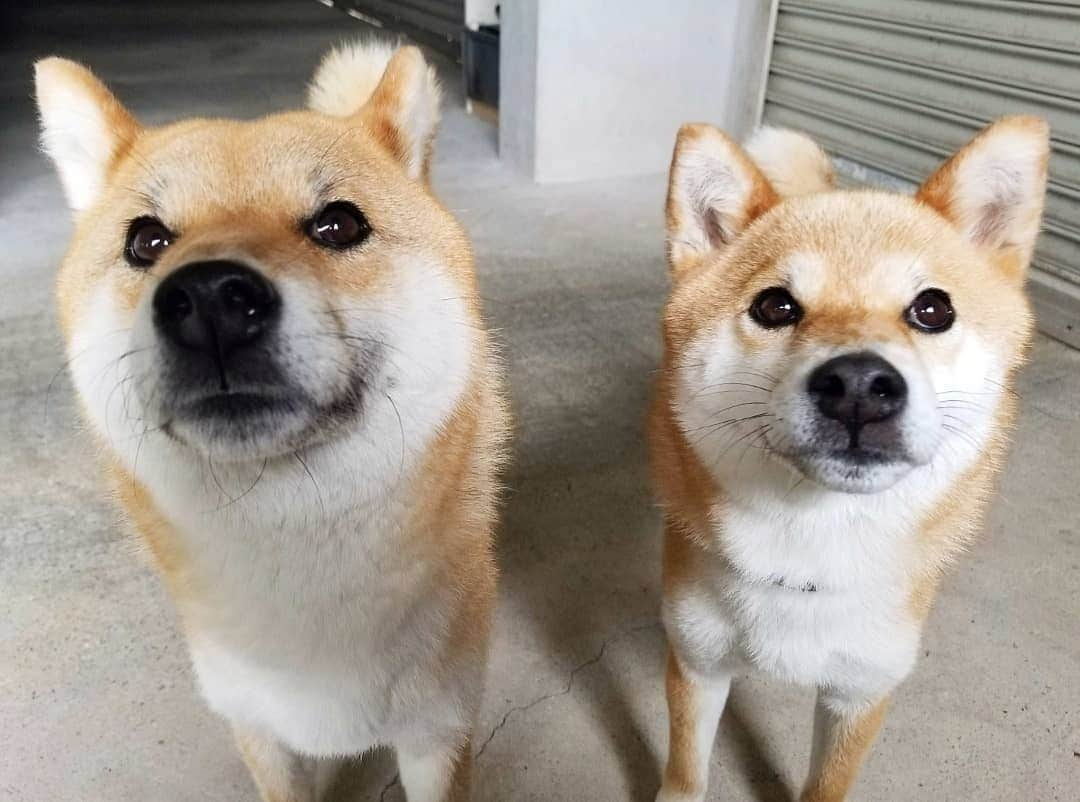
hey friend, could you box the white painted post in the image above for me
[499,0,776,182]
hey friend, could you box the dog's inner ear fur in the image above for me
[917,116,1049,278]
[665,124,778,279]
[34,58,142,214]
[308,43,441,183]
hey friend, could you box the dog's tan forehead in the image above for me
[122,113,387,217]
[780,247,931,309]
[755,191,960,302]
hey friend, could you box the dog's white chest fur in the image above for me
[146,449,461,757]
[666,484,925,701]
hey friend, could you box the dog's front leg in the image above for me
[233,725,316,802]
[800,691,890,802]
[395,730,473,802]
[656,650,733,802]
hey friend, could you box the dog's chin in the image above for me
[784,448,917,494]
[161,389,361,461]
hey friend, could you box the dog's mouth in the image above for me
[180,391,298,420]
[761,395,925,493]
[162,385,364,458]
[153,367,369,459]
[824,443,897,466]
[779,443,917,494]
[757,421,917,493]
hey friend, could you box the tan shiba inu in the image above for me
[35,41,508,802]
[651,119,1048,801]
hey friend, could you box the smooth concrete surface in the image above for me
[1,3,1077,801]
[499,0,773,182]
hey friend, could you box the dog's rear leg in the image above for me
[396,730,472,802]
[233,725,316,802]
[656,649,732,802]
[800,691,890,802]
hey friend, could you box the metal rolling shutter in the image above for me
[762,0,1080,346]
[337,1,464,59]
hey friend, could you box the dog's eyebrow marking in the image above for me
[121,187,161,212]
[783,251,828,299]
[310,166,367,211]
[308,164,335,198]
[877,250,932,298]
[300,167,350,222]
[143,194,162,215]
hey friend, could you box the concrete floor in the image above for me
[1,2,1078,800]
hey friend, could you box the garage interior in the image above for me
[0,1,1076,800]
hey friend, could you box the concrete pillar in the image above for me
[499,0,777,182]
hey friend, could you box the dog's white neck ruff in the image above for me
[666,455,973,702]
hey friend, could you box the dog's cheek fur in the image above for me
[673,319,790,470]
[66,282,150,465]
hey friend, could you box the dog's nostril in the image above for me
[870,374,900,398]
[220,277,262,318]
[158,285,194,321]
[818,373,845,399]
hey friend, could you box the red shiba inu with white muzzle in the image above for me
[651,119,1048,801]
[35,41,507,802]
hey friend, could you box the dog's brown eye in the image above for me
[750,287,802,328]
[125,217,174,267]
[309,201,370,249]
[906,289,954,333]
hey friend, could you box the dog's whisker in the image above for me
[205,452,237,504]
[683,406,772,439]
[691,380,775,398]
[384,391,407,485]
[210,458,269,512]
[714,421,774,470]
[293,450,325,518]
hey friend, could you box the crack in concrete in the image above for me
[378,772,399,802]
[474,620,659,761]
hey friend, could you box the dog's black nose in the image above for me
[807,352,907,428]
[153,260,279,355]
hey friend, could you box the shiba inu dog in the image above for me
[651,118,1048,801]
[35,41,507,802]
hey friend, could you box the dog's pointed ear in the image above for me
[917,116,1049,278]
[34,58,141,213]
[666,123,779,280]
[360,47,440,182]
[308,42,440,183]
